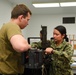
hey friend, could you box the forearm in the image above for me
[53,49,74,62]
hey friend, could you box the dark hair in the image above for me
[11,4,32,19]
[54,25,69,42]
[40,30,42,34]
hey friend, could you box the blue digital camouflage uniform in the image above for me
[31,40,74,75]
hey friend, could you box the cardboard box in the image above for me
[74,44,76,49]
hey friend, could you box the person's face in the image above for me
[53,29,65,43]
[19,12,31,29]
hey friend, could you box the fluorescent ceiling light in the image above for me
[32,3,59,8]
[32,2,76,8]
[60,2,76,7]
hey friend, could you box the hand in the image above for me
[45,48,53,54]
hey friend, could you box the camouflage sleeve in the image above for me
[31,41,42,49]
[31,42,39,48]
[53,43,74,63]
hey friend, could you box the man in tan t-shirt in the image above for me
[0,4,32,75]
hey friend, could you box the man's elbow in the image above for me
[13,45,30,52]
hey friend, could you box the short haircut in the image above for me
[11,4,32,19]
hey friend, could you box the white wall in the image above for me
[0,0,76,61]
[0,0,76,40]
[0,0,12,28]
[23,14,76,39]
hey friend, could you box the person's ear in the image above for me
[62,34,65,39]
[18,15,24,22]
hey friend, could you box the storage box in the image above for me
[74,44,76,49]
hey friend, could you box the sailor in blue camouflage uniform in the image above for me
[45,25,74,75]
